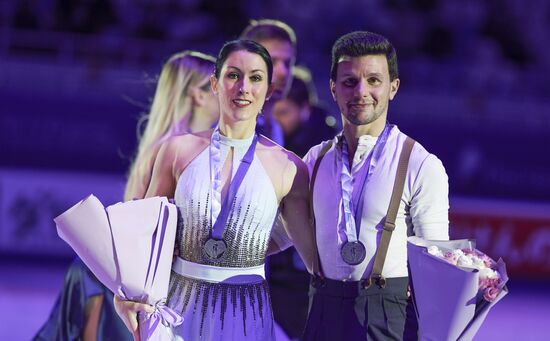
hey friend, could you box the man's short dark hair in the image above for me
[240,19,296,50]
[330,31,398,81]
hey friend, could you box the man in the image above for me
[240,19,296,146]
[302,31,449,340]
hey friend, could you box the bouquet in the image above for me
[54,194,183,340]
[407,236,508,341]
[426,245,506,302]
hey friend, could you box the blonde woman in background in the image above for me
[34,50,218,341]
[125,50,218,200]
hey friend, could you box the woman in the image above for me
[115,40,316,341]
[34,51,218,341]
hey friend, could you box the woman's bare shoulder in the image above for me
[256,135,306,170]
[162,130,212,153]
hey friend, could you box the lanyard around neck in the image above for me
[338,124,391,243]
[209,128,258,240]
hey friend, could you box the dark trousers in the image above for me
[303,276,418,341]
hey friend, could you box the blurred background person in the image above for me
[273,65,337,157]
[125,50,219,200]
[240,19,310,340]
[240,19,296,146]
[268,65,338,339]
[33,50,218,341]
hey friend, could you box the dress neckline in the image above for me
[218,132,256,149]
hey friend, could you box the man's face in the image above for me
[330,54,399,127]
[257,38,294,101]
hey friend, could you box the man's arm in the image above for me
[279,155,317,274]
[409,154,449,240]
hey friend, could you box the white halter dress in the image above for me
[166,134,278,340]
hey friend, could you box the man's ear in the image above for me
[329,79,337,101]
[389,78,400,101]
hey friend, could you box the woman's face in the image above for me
[211,50,272,125]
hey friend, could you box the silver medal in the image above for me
[341,241,366,265]
[203,238,228,261]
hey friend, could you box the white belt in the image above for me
[172,257,265,284]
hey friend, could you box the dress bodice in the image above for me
[174,136,279,267]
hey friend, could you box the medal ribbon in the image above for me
[209,127,258,240]
[338,124,391,244]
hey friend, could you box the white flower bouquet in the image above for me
[407,236,508,341]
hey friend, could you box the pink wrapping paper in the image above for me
[407,236,508,341]
[55,195,182,340]
[54,195,120,294]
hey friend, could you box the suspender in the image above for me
[310,137,416,285]
[367,137,415,287]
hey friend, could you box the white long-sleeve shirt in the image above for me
[303,125,449,281]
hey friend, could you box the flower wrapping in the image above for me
[54,194,183,340]
[407,236,508,341]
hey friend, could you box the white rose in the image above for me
[472,257,485,270]
[427,245,442,257]
[479,267,498,280]
[452,249,465,258]
[457,254,474,268]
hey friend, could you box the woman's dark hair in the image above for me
[214,39,273,84]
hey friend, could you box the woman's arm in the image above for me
[124,143,163,201]
[144,139,179,198]
[113,295,154,341]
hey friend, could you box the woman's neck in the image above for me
[217,119,256,139]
